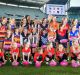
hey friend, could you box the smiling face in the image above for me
[7,30,11,35]
[25,42,30,49]
[10,18,15,25]
[12,42,17,49]
[73,39,79,47]
[63,18,68,25]
[47,43,53,50]
[27,16,30,20]
[15,28,19,33]
[2,17,7,24]
[43,19,47,24]
[23,18,26,24]
[72,26,76,31]
[52,17,56,22]
[58,44,64,51]
[43,30,47,35]
[38,48,43,54]
[59,25,64,31]
[74,19,78,25]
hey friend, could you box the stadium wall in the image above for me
[0,5,46,19]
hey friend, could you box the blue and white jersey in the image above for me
[69,30,79,46]
[76,24,80,29]
[69,30,79,37]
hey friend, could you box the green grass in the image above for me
[0,61,80,75]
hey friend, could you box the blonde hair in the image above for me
[72,39,79,46]
[47,42,53,50]
[58,44,65,51]
[9,18,15,24]
[7,29,12,33]
[72,39,80,51]
[11,42,17,49]
[24,42,30,47]
[37,47,43,53]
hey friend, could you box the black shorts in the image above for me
[57,54,68,63]
[46,55,54,61]
[0,57,4,62]
[37,55,43,61]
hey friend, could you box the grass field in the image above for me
[0,61,80,75]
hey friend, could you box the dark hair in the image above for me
[2,16,6,21]
[20,17,26,27]
[25,15,31,25]
[25,15,30,19]
[59,23,63,30]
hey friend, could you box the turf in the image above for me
[0,61,80,75]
